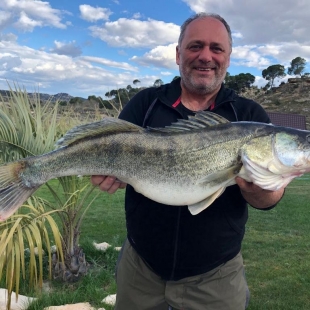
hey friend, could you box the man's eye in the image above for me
[189,45,201,51]
[212,46,223,53]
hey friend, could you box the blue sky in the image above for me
[0,0,310,98]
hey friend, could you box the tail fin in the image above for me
[0,161,38,221]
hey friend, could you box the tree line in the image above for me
[225,56,308,93]
[59,78,168,110]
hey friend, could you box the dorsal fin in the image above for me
[147,111,229,133]
[56,117,143,147]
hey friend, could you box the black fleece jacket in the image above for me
[119,78,270,281]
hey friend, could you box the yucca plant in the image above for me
[0,197,63,310]
[0,84,100,309]
[0,85,66,309]
[46,176,100,282]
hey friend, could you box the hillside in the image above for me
[242,78,310,129]
[0,89,75,102]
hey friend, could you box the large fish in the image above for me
[0,111,309,220]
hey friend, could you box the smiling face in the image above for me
[176,17,231,96]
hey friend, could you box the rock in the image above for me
[101,294,116,306]
[24,247,45,256]
[288,78,300,83]
[43,302,97,310]
[93,242,111,251]
[42,281,53,293]
[93,242,121,252]
[0,288,36,310]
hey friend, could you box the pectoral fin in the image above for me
[188,165,243,215]
[198,164,242,185]
[188,187,225,215]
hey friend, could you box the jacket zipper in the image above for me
[169,206,182,280]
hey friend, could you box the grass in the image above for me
[27,246,120,309]
[12,177,310,309]
[244,176,310,310]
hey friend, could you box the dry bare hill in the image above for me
[242,78,310,129]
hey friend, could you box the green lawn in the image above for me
[244,176,310,309]
[26,177,310,309]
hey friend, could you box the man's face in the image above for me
[176,17,231,95]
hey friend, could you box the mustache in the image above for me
[194,61,218,69]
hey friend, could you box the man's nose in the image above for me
[198,47,213,62]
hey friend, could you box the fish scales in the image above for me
[22,123,250,184]
[1,111,310,219]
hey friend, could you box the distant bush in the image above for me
[99,100,114,110]
[272,98,282,105]
[69,97,82,104]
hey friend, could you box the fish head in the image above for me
[240,128,310,191]
[273,130,310,172]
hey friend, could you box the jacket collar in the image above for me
[156,77,182,107]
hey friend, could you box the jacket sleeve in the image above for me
[249,100,271,123]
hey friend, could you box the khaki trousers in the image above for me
[115,240,249,310]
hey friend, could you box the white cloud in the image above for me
[232,32,243,39]
[257,43,310,65]
[79,5,112,22]
[253,76,267,88]
[0,32,17,42]
[50,41,82,57]
[132,12,142,19]
[0,40,145,96]
[14,11,42,31]
[80,56,138,72]
[0,0,66,31]
[89,18,179,48]
[253,74,290,89]
[0,55,22,70]
[161,71,173,76]
[131,43,178,69]
[231,45,271,69]
[182,0,310,45]
[0,10,13,31]
[230,42,310,71]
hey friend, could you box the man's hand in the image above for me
[91,175,127,194]
[235,177,265,193]
[235,176,285,209]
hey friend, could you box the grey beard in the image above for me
[181,75,223,95]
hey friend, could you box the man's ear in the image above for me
[176,45,180,65]
[226,56,230,69]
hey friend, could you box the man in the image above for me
[92,13,285,310]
